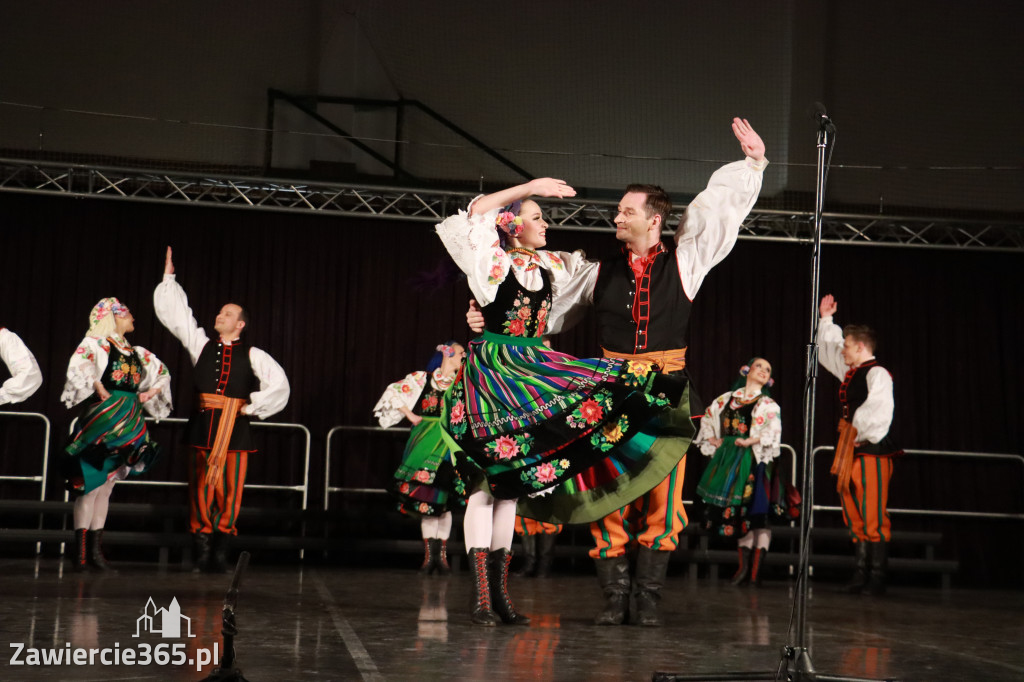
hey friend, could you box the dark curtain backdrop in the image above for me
[1,192,1021,585]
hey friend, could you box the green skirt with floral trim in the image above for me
[391,416,466,517]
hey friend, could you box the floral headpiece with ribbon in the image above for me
[495,200,524,238]
[87,297,130,337]
[436,343,456,358]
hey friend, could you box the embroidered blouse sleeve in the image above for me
[674,157,767,299]
[244,347,290,419]
[815,315,848,380]
[542,250,599,335]
[436,198,510,306]
[852,366,895,444]
[373,371,427,428]
[695,392,730,456]
[750,397,782,463]
[153,274,210,365]
[61,337,108,408]
[0,329,43,406]
[134,345,173,419]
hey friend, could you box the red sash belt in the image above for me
[197,392,248,487]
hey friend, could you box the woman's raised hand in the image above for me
[528,178,576,199]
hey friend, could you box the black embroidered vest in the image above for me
[188,339,259,450]
[839,359,900,456]
[482,264,552,338]
[594,245,691,354]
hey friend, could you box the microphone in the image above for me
[809,102,836,131]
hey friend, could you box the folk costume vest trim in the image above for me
[594,243,692,355]
[189,339,259,451]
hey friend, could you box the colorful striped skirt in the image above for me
[65,390,159,494]
[391,416,466,517]
[442,331,693,525]
[697,437,777,537]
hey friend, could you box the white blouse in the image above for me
[60,336,173,419]
[153,274,290,420]
[816,316,895,444]
[435,199,591,307]
[546,156,768,334]
[373,371,427,428]
[695,389,782,464]
[0,328,43,406]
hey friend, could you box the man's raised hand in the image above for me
[731,117,765,162]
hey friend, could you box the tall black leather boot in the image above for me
[593,555,630,625]
[435,539,451,575]
[489,549,530,625]
[192,533,211,574]
[844,542,869,594]
[72,528,89,572]
[513,534,537,577]
[750,548,767,587]
[468,547,499,626]
[535,533,557,578]
[211,533,230,573]
[87,529,115,572]
[731,547,751,586]
[864,542,888,596]
[634,546,671,627]
[419,538,436,575]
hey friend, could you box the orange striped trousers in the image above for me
[839,454,894,543]
[515,515,563,536]
[589,455,688,559]
[189,447,249,535]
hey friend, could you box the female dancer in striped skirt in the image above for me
[374,341,468,575]
[61,298,171,571]
[436,179,692,626]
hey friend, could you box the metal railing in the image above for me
[0,411,52,553]
[810,446,1024,522]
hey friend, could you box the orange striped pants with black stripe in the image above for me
[189,447,249,535]
[840,454,894,543]
[515,515,563,536]
[589,455,687,559]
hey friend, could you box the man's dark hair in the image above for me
[625,183,673,229]
[843,324,877,353]
[229,303,250,331]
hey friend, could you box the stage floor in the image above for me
[1,558,1021,682]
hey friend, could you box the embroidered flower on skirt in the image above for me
[485,432,534,461]
[590,414,630,452]
[521,458,571,490]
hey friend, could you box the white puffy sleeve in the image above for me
[542,250,600,335]
[674,157,767,299]
[244,347,290,420]
[852,366,895,444]
[815,315,848,380]
[694,392,731,456]
[133,345,173,419]
[0,329,43,406]
[61,337,109,408]
[750,397,782,464]
[435,198,512,306]
[153,273,210,364]
[372,371,427,428]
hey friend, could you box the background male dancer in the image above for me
[470,118,768,626]
[154,247,290,572]
[817,293,900,596]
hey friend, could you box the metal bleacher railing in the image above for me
[0,410,53,553]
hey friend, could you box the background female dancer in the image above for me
[436,179,691,626]
[61,298,171,572]
[695,358,782,586]
[374,341,467,575]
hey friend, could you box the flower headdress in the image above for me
[495,200,524,238]
[87,297,129,338]
[426,340,462,373]
[436,343,456,358]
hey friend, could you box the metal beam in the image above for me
[1,158,1021,252]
